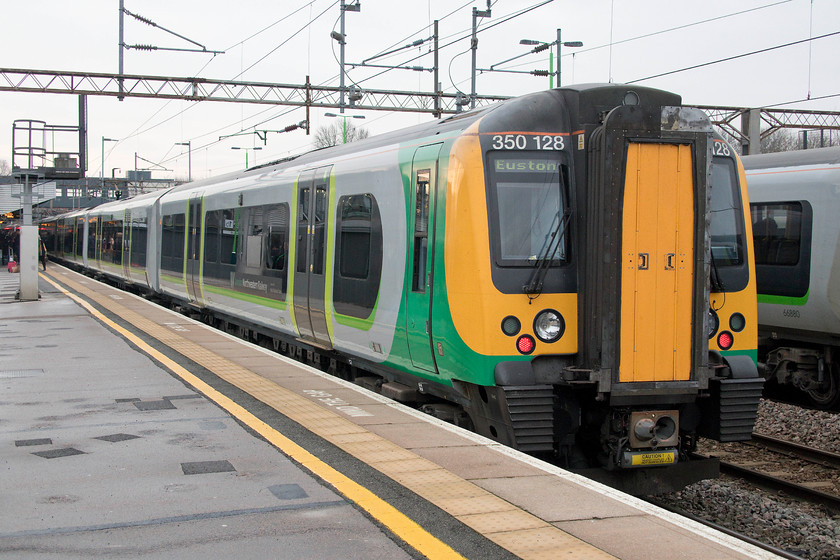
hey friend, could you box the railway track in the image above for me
[697,432,840,512]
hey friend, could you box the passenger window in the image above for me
[161,213,186,272]
[339,194,374,279]
[204,210,220,263]
[131,217,147,267]
[412,169,430,293]
[245,206,264,270]
[333,193,383,319]
[296,186,309,274]
[220,209,239,266]
[245,235,263,269]
[751,203,802,266]
[750,201,812,298]
[265,204,289,274]
[87,218,98,259]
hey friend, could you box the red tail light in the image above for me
[516,335,536,355]
[717,331,734,350]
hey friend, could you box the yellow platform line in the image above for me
[42,273,465,560]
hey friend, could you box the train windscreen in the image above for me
[710,156,749,292]
[710,158,745,266]
[488,153,568,267]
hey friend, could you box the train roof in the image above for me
[164,100,499,196]
[85,187,174,215]
[742,146,840,170]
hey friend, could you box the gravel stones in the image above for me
[755,400,840,454]
[654,399,840,559]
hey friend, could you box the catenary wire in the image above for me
[121,1,336,144]
[627,30,840,84]
[495,0,797,73]
[349,0,552,88]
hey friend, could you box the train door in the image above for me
[79,216,89,267]
[72,217,81,263]
[293,167,333,348]
[186,193,204,305]
[619,142,694,383]
[121,209,132,278]
[91,217,102,267]
[405,144,442,373]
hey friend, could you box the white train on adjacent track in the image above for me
[743,145,840,408]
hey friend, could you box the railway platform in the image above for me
[0,265,780,559]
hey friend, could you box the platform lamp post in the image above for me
[324,113,365,144]
[231,146,261,169]
[101,136,117,190]
[175,141,191,182]
[555,29,583,88]
[520,29,582,88]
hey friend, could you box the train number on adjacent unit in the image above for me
[492,134,565,151]
[782,308,801,319]
[712,141,732,157]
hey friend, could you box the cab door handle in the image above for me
[665,253,675,270]
[638,253,649,270]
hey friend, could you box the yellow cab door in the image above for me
[620,142,694,383]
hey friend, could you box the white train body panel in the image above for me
[154,143,410,364]
[319,145,407,362]
[83,190,168,292]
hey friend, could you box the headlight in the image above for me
[707,308,719,339]
[533,309,565,343]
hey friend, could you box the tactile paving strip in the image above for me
[0,369,44,378]
[50,269,616,560]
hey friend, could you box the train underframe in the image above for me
[761,341,840,410]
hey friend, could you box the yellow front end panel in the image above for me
[620,143,694,383]
[444,126,578,356]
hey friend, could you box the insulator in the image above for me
[532,70,550,77]
[533,43,550,53]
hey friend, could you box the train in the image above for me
[743,146,840,409]
[41,84,764,493]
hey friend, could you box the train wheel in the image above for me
[806,362,840,410]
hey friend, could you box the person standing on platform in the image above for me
[38,236,47,271]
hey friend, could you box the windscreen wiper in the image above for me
[523,208,571,299]
[710,249,725,292]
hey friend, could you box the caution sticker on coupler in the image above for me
[631,451,677,466]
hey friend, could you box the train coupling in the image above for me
[619,410,679,468]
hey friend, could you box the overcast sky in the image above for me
[2,0,838,181]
